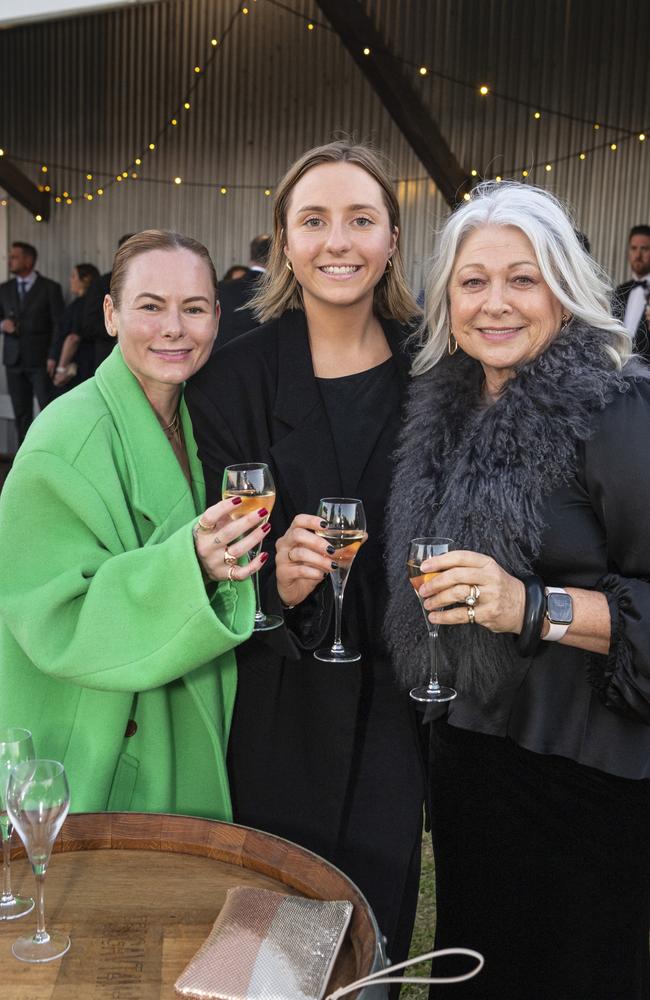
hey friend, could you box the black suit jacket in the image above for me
[186,309,421,860]
[613,280,650,361]
[79,272,113,368]
[0,274,64,368]
[215,270,264,349]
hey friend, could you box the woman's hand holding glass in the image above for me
[192,497,271,584]
[419,549,526,634]
[275,514,345,608]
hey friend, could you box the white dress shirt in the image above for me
[624,276,649,336]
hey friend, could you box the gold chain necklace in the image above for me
[162,410,181,439]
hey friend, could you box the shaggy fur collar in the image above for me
[383,322,631,697]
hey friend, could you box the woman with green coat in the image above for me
[0,230,267,819]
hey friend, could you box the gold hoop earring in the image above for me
[560,313,570,329]
[385,257,393,273]
[448,331,458,355]
[285,260,293,273]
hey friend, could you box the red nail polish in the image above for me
[257,507,269,517]
[262,522,272,533]
[260,552,269,563]
[231,496,243,505]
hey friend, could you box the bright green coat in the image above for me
[0,348,254,818]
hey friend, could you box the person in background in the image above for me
[186,141,425,971]
[0,241,64,446]
[79,233,134,370]
[0,230,266,819]
[613,224,650,360]
[222,264,250,283]
[215,233,272,347]
[49,262,100,392]
[385,182,650,999]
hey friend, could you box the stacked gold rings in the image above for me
[465,584,480,624]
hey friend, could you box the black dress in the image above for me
[186,310,425,966]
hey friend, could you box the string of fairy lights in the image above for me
[0,0,647,219]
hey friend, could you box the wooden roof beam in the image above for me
[314,0,470,206]
[0,156,50,221]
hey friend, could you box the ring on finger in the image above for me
[467,605,476,624]
[196,518,214,532]
[223,547,237,567]
[227,565,237,582]
[465,584,481,607]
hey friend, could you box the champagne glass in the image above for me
[407,537,457,703]
[314,498,367,663]
[0,728,35,921]
[222,462,283,631]
[6,759,70,962]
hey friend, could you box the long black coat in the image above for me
[186,308,425,960]
[613,279,650,361]
[0,274,64,368]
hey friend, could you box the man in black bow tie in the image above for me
[613,225,650,361]
[0,242,64,447]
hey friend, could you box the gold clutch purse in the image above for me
[174,886,353,1000]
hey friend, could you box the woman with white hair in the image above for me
[384,182,650,998]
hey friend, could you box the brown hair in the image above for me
[250,141,419,325]
[109,230,218,309]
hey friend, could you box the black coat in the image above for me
[0,274,64,368]
[613,279,650,361]
[215,270,264,349]
[79,272,113,368]
[186,309,425,959]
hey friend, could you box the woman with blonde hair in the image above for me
[187,141,424,966]
[384,182,650,998]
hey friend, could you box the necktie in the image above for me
[17,279,26,301]
[632,280,648,290]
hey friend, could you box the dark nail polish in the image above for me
[231,496,243,505]
[257,507,269,517]
[262,523,271,533]
[260,552,269,563]
[319,520,328,528]
[326,545,335,555]
[331,561,338,570]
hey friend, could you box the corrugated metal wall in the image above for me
[1,0,648,295]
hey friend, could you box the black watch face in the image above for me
[547,592,573,625]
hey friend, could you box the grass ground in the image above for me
[402,834,436,998]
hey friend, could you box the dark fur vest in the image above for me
[383,322,632,697]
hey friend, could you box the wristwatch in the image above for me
[543,587,573,641]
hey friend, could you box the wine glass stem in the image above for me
[1,828,14,903]
[33,871,49,942]
[330,569,345,652]
[251,543,264,619]
[427,627,441,692]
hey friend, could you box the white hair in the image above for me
[412,181,631,375]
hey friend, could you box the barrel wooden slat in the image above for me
[1,813,377,1000]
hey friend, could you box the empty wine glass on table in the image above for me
[6,759,70,962]
[407,537,457,703]
[222,462,283,631]
[0,727,35,921]
[314,498,366,663]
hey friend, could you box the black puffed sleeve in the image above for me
[583,373,650,725]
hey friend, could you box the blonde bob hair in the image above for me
[250,140,419,325]
[413,181,631,375]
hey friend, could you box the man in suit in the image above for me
[79,233,134,370]
[613,225,650,361]
[215,233,271,349]
[0,242,64,446]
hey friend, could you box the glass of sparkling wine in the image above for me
[314,498,367,663]
[222,462,283,631]
[6,759,71,962]
[407,537,457,703]
[0,728,35,922]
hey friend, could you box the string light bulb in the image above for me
[55,196,61,203]
[135,158,142,165]
[35,214,42,222]
[194,65,201,73]
[470,168,478,177]
[479,85,489,96]
[66,197,73,204]
[242,5,249,13]
[545,163,552,171]
[62,191,69,198]
[116,175,122,181]
[533,112,541,120]
[522,170,529,177]
[610,143,617,151]
[307,22,314,30]
[86,173,93,180]
[593,123,600,130]
[44,184,51,192]
[1,199,8,206]
[579,152,586,160]
[363,47,370,56]
[122,170,128,178]
[264,188,271,196]
[97,188,104,195]
[171,118,178,126]
[131,172,138,179]
[220,186,228,194]
[639,133,646,142]
[41,165,48,173]
[419,66,427,76]
[211,38,218,46]
[495,175,502,182]
[463,192,471,201]
[149,143,156,150]
[0,149,4,156]
[174,176,182,185]
[184,102,191,110]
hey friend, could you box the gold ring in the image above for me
[196,518,214,532]
[223,547,237,566]
[465,584,480,607]
[467,605,476,624]
[227,565,237,582]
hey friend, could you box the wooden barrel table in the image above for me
[0,812,386,1000]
